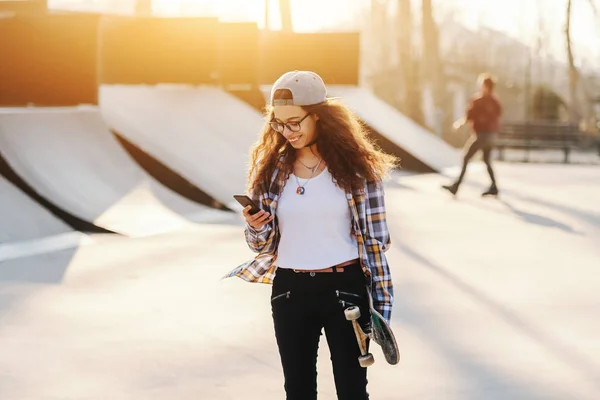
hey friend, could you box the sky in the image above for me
[157,0,365,31]
[441,0,600,65]
[48,0,599,63]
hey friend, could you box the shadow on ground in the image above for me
[393,238,600,397]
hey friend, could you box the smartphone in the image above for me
[233,195,261,215]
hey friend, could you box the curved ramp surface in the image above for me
[0,107,229,237]
[100,85,264,208]
[326,86,461,172]
[0,175,73,243]
[260,84,461,173]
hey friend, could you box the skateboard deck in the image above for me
[344,287,399,367]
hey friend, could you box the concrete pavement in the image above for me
[0,163,598,399]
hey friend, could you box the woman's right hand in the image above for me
[243,206,274,230]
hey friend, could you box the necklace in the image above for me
[294,158,323,195]
[297,158,319,171]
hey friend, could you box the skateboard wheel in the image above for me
[359,353,375,368]
[344,306,361,321]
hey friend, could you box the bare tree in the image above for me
[565,0,580,119]
[279,0,293,32]
[565,0,599,121]
[264,0,270,31]
[396,0,424,125]
[585,0,600,17]
[135,0,152,16]
[372,0,392,71]
[421,0,449,136]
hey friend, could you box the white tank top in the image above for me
[276,167,359,270]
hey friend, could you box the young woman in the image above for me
[226,70,397,400]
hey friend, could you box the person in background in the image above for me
[443,73,502,197]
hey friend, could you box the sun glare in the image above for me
[46,0,599,61]
[151,0,360,31]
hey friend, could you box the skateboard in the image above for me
[344,288,400,367]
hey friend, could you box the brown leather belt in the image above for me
[293,258,359,274]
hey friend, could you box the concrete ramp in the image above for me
[0,107,229,237]
[0,175,74,243]
[99,85,264,208]
[326,86,460,172]
[260,84,461,173]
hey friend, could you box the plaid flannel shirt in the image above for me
[224,159,394,322]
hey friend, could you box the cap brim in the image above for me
[272,96,342,107]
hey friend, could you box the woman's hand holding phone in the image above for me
[243,206,274,230]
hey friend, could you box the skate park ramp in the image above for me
[99,85,265,208]
[260,84,461,173]
[0,175,73,243]
[0,174,90,262]
[0,107,230,237]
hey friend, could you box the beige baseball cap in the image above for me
[270,70,336,106]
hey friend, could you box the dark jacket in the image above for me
[466,93,502,134]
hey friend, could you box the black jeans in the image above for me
[271,262,371,400]
[456,132,498,187]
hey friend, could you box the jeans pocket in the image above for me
[335,290,363,308]
[271,290,291,303]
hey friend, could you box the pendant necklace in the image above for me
[295,158,322,195]
[297,158,319,170]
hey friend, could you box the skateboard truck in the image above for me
[344,306,375,368]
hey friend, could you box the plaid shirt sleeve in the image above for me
[244,188,276,254]
[245,224,272,253]
[364,180,394,322]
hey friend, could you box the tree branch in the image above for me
[565,0,582,119]
[585,0,600,27]
[585,0,598,16]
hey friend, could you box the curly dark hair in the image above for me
[247,89,398,194]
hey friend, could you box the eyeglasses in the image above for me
[270,113,310,133]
